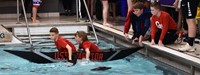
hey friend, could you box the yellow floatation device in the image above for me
[196,7,200,24]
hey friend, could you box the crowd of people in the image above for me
[21,0,199,66]
[124,0,200,52]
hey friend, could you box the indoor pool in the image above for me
[0,35,188,75]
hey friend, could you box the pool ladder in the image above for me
[16,0,33,47]
[16,0,99,48]
[82,0,99,44]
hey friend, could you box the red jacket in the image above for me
[79,41,100,52]
[124,8,134,34]
[151,11,177,41]
[55,36,76,52]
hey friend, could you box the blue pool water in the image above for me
[0,35,188,75]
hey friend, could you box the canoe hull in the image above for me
[4,47,143,64]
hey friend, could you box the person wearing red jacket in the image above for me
[124,2,151,46]
[150,2,178,46]
[75,31,100,64]
[49,27,77,66]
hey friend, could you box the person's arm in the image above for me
[173,0,179,8]
[159,16,169,42]
[124,9,134,34]
[66,44,72,61]
[151,17,156,41]
[85,48,90,60]
[150,17,156,45]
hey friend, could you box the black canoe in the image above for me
[4,47,143,64]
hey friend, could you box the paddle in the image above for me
[91,66,112,71]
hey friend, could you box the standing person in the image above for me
[20,0,32,18]
[86,0,94,18]
[173,0,188,44]
[62,0,73,16]
[150,2,178,46]
[127,0,135,13]
[32,0,41,23]
[109,0,117,21]
[49,27,77,66]
[102,0,112,26]
[75,31,100,64]
[174,0,200,51]
[124,2,151,47]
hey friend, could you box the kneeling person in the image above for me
[150,2,178,46]
[124,2,151,46]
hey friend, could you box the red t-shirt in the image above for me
[55,36,76,52]
[79,41,100,52]
[151,11,177,41]
[124,8,134,34]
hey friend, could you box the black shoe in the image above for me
[183,36,188,42]
[19,15,24,18]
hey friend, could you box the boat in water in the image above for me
[4,47,143,64]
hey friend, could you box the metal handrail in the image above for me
[16,0,20,24]
[82,0,99,43]
[76,0,79,22]
[18,0,33,47]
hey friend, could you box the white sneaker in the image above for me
[66,62,74,67]
[178,43,196,52]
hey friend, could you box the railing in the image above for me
[15,0,99,45]
[82,0,99,43]
[16,0,33,47]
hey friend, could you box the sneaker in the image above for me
[66,62,74,67]
[178,43,196,52]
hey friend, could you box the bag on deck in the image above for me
[0,31,12,42]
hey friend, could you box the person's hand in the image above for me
[173,0,178,8]
[81,58,90,65]
[124,33,129,41]
[150,39,155,45]
[158,40,164,46]
[138,36,143,47]
[132,38,138,44]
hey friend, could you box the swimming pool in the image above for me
[0,35,188,75]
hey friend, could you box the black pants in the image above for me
[181,0,200,19]
[62,0,73,11]
[21,0,32,14]
[153,29,178,45]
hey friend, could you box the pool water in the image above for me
[0,35,188,75]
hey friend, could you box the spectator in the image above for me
[150,2,178,46]
[124,2,151,46]
[102,0,112,27]
[174,0,200,51]
[62,0,73,16]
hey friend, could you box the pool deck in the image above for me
[1,15,200,70]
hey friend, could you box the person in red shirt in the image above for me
[49,27,77,66]
[150,2,178,46]
[75,31,100,63]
